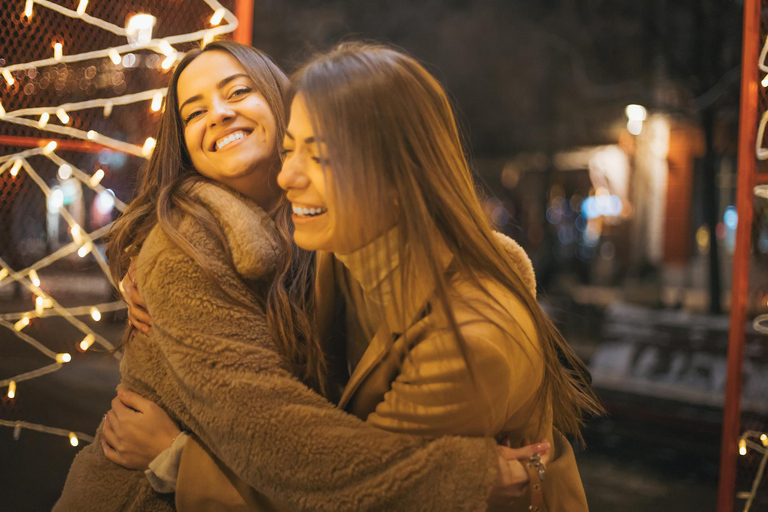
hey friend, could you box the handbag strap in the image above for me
[525,456,547,512]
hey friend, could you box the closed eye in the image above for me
[230,87,252,99]
[184,110,204,123]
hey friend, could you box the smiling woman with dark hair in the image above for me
[53,41,547,512]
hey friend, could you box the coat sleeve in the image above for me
[366,319,540,437]
[138,242,498,512]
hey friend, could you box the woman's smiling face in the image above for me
[177,50,280,207]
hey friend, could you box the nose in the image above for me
[277,152,310,191]
[208,97,235,127]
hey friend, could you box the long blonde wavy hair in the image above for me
[107,41,325,394]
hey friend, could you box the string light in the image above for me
[24,0,33,17]
[69,432,79,447]
[43,141,57,154]
[56,108,70,124]
[79,334,95,351]
[761,434,768,447]
[103,101,113,117]
[55,353,72,363]
[58,164,72,180]
[0,268,8,281]
[739,438,748,456]
[35,296,45,315]
[54,43,63,61]
[108,48,121,65]
[0,101,5,117]
[77,242,92,258]
[89,168,104,187]
[70,225,82,244]
[89,307,101,322]
[7,381,16,399]
[203,33,215,47]
[126,14,156,47]
[38,112,49,128]
[14,316,30,331]
[76,0,88,16]
[86,130,97,140]
[161,53,176,70]
[142,137,156,156]
[28,269,40,287]
[158,40,174,56]
[151,92,163,112]
[2,70,14,86]
[210,8,226,25]
[10,160,22,176]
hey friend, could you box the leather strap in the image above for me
[525,456,547,512]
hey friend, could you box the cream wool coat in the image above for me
[53,182,500,512]
[178,231,589,511]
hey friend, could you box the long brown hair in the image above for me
[291,42,602,440]
[107,41,325,393]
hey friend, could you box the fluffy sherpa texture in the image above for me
[494,232,536,299]
[54,182,499,512]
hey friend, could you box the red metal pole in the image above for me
[717,0,760,510]
[0,135,124,154]
[233,0,254,45]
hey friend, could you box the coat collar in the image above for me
[187,181,280,280]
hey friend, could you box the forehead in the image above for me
[177,50,248,104]
[287,95,314,136]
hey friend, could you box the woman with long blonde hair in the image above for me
[55,41,547,512]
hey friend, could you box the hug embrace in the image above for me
[53,40,603,512]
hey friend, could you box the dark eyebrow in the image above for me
[283,131,318,145]
[178,73,252,113]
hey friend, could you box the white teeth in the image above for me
[215,131,246,151]
[292,206,327,217]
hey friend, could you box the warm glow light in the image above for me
[43,141,57,154]
[761,434,768,447]
[90,306,101,322]
[24,0,33,17]
[625,104,647,121]
[35,296,44,315]
[38,112,49,128]
[58,164,72,180]
[210,8,225,25]
[79,334,95,351]
[158,40,174,56]
[739,439,747,456]
[161,53,176,70]
[103,101,113,117]
[29,269,40,287]
[2,70,14,86]
[14,316,30,331]
[49,189,64,210]
[76,0,88,15]
[56,108,70,124]
[126,14,156,47]
[7,381,16,399]
[77,242,92,258]
[0,268,8,281]
[54,42,63,61]
[627,119,643,136]
[108,48,121,65]
[69,432,79,446]
[202,33,215,47]
[142,137,156,156]
[71,225,82,244]
[0,101,5,117]
[10,160,22,177]
[87,130,98,140]
[56,353,72,363]
[151,92,163,112]
[90,168,105,187]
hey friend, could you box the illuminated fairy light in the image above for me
[10,160,22,177]
[14,316,30,331]
[151,92,163,112]
[43,141,57,154]
[77,242,92,258]
[89,307,101,322]
[28,269,40,287]
[161,53,177,70]
[203,32,215,47]
[58,164,72,180]
[740,438,748,456]
[55,353,72,364]
[103,101,113,117]
[89,168,105,187]
[763,75,768,88]
[211,8,226,25]
[126,14,156,47]
[69,432,79,447]
[76,0,87,16]
[35,296,45,316]
[2,70,14,86]
[53,43,63,61]
[24,0,33,17]
[7,381,16,399]
[158,39,174,56]
[0,101,5,117]
[71,225,82,244]
[79,334,95,351]
[56,108,70,124]
[38,112,49,128]
[0,269,8,282]
[108,48,121,65]
[142,137,156,157]
[86,130,98,140]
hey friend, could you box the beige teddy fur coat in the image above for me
[53,182,500,512]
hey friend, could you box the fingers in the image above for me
[117,389,151,413]
[497,440,550,461]
[102,437,121,464]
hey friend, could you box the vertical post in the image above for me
[233,0,254,45]
[717,0,760,510]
